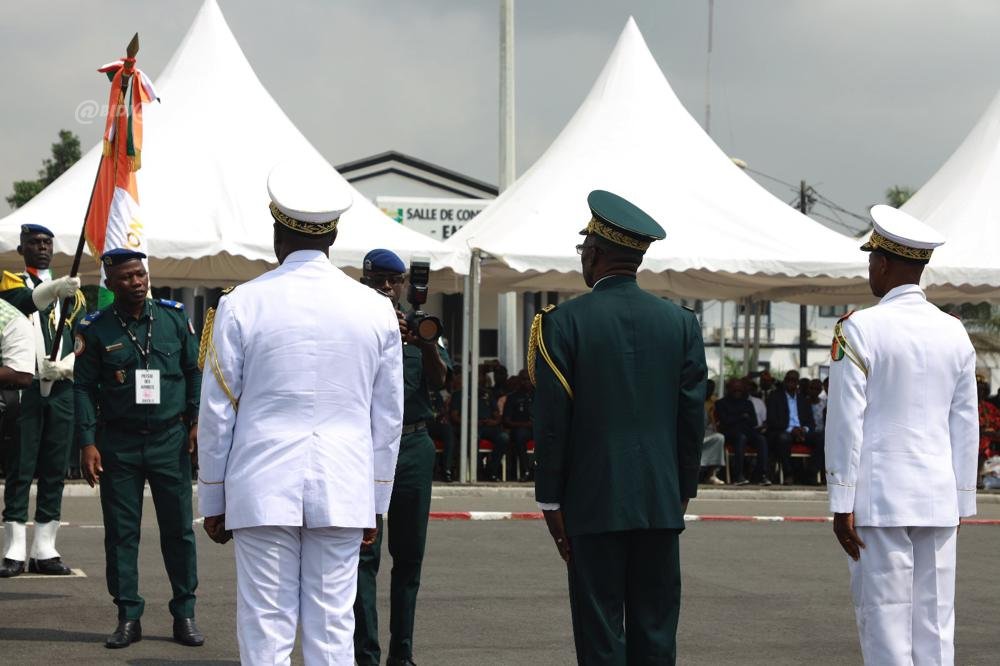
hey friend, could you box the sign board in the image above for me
[375,196,491,241]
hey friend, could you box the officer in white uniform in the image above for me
[197,158,404,666]
[826,204,979,665]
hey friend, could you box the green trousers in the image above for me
[568,529,682,665]
[2,380,73,524]
[98,421,197,621]
[354,431,435,664]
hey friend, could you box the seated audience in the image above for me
[715,379,770,486]
[701,379,725,485]
[502,374,533,482]
[765,370,823,485]
[977,378,1000,487]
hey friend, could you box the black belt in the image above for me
[401,422,427,435]
[105,415,184,436]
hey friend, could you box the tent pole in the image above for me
[718,301,726,397]
[751,299,763,372]
[468,249,482,483]
[742,297,751,375]
[459,267,472,483]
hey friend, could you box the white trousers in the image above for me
[234,525,363,666]
[849,526,957,666]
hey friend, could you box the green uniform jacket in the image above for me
[402,342,452,424]
[73,299,201,444]
[532,275,707,537]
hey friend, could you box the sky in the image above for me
[2,0,1000,235]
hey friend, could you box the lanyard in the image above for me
[114,305,154,369]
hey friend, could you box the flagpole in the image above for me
[48,33,139,362]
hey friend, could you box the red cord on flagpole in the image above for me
[48,33,139,362]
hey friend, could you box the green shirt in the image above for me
[73,299,202,444]
[402,342,452,425]
[532,275,707,537]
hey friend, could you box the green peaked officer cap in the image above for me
[580,190,666,252]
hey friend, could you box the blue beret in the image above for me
[101,248,147,267]
[363,249,405,274]
[20,224,54,238]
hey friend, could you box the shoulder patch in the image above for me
[73,333,86,356]
[154,298,185,310]
[0,270,27,291]
[77,310,103,328]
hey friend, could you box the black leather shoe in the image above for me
[387,657,417,666]
[28,557,71,575]
[0,558,24,578]
[443,470,453,483]
[173,617,205,647]
[105,619,142,649]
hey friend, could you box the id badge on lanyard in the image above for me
[136,369,161,405]
[117,307,160,405]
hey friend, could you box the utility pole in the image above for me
[497,0,519,374]
[704,0,714,134]
[798,180,810,369]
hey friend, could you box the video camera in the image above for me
[406,258,443,343]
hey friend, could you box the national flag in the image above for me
[85,56,158,307]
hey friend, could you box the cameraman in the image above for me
[354,249,450,666]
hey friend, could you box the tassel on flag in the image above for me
[86,37,159,307]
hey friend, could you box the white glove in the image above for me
[56,352,75,381]
[39,358,62,382]
[31,276,81,310]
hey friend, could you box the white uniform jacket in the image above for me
[197,250,404,530]
[826,284,978,526]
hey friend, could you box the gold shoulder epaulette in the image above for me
[0,270,26,292]
[527,304,572,398]
[832,316,868,377]
[199,304,239,412]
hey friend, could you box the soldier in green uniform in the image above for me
[75,249,204,650]
[0,224,84,577]
[354,249,450,666]
[529,191,707,665]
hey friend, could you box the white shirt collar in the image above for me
[283,249,328,265]
[879,283,925,305]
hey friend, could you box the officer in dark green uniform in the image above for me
[0,224,84,577]
[75,249,204,650]
[530,191,707,665]
[354,249,450,666]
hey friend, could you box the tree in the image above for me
[6,130,82,209]
[885,185,914,208]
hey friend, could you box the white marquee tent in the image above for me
[891,89,1000,303]
[447,18,867,303]
[767,86,1000,305]
[0,0,467,287]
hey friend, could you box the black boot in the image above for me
[28,557,71,575]
[173,617,205,647]
[0,558,24,578]
[105,619,142,649]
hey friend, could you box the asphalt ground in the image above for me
[0,493,997,665]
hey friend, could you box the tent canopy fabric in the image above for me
[777,88,1000,306]
[447,18,868,303]
[902,89,1000,301]
[0,0,467,287]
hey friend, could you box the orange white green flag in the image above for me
[85,51,158,307]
